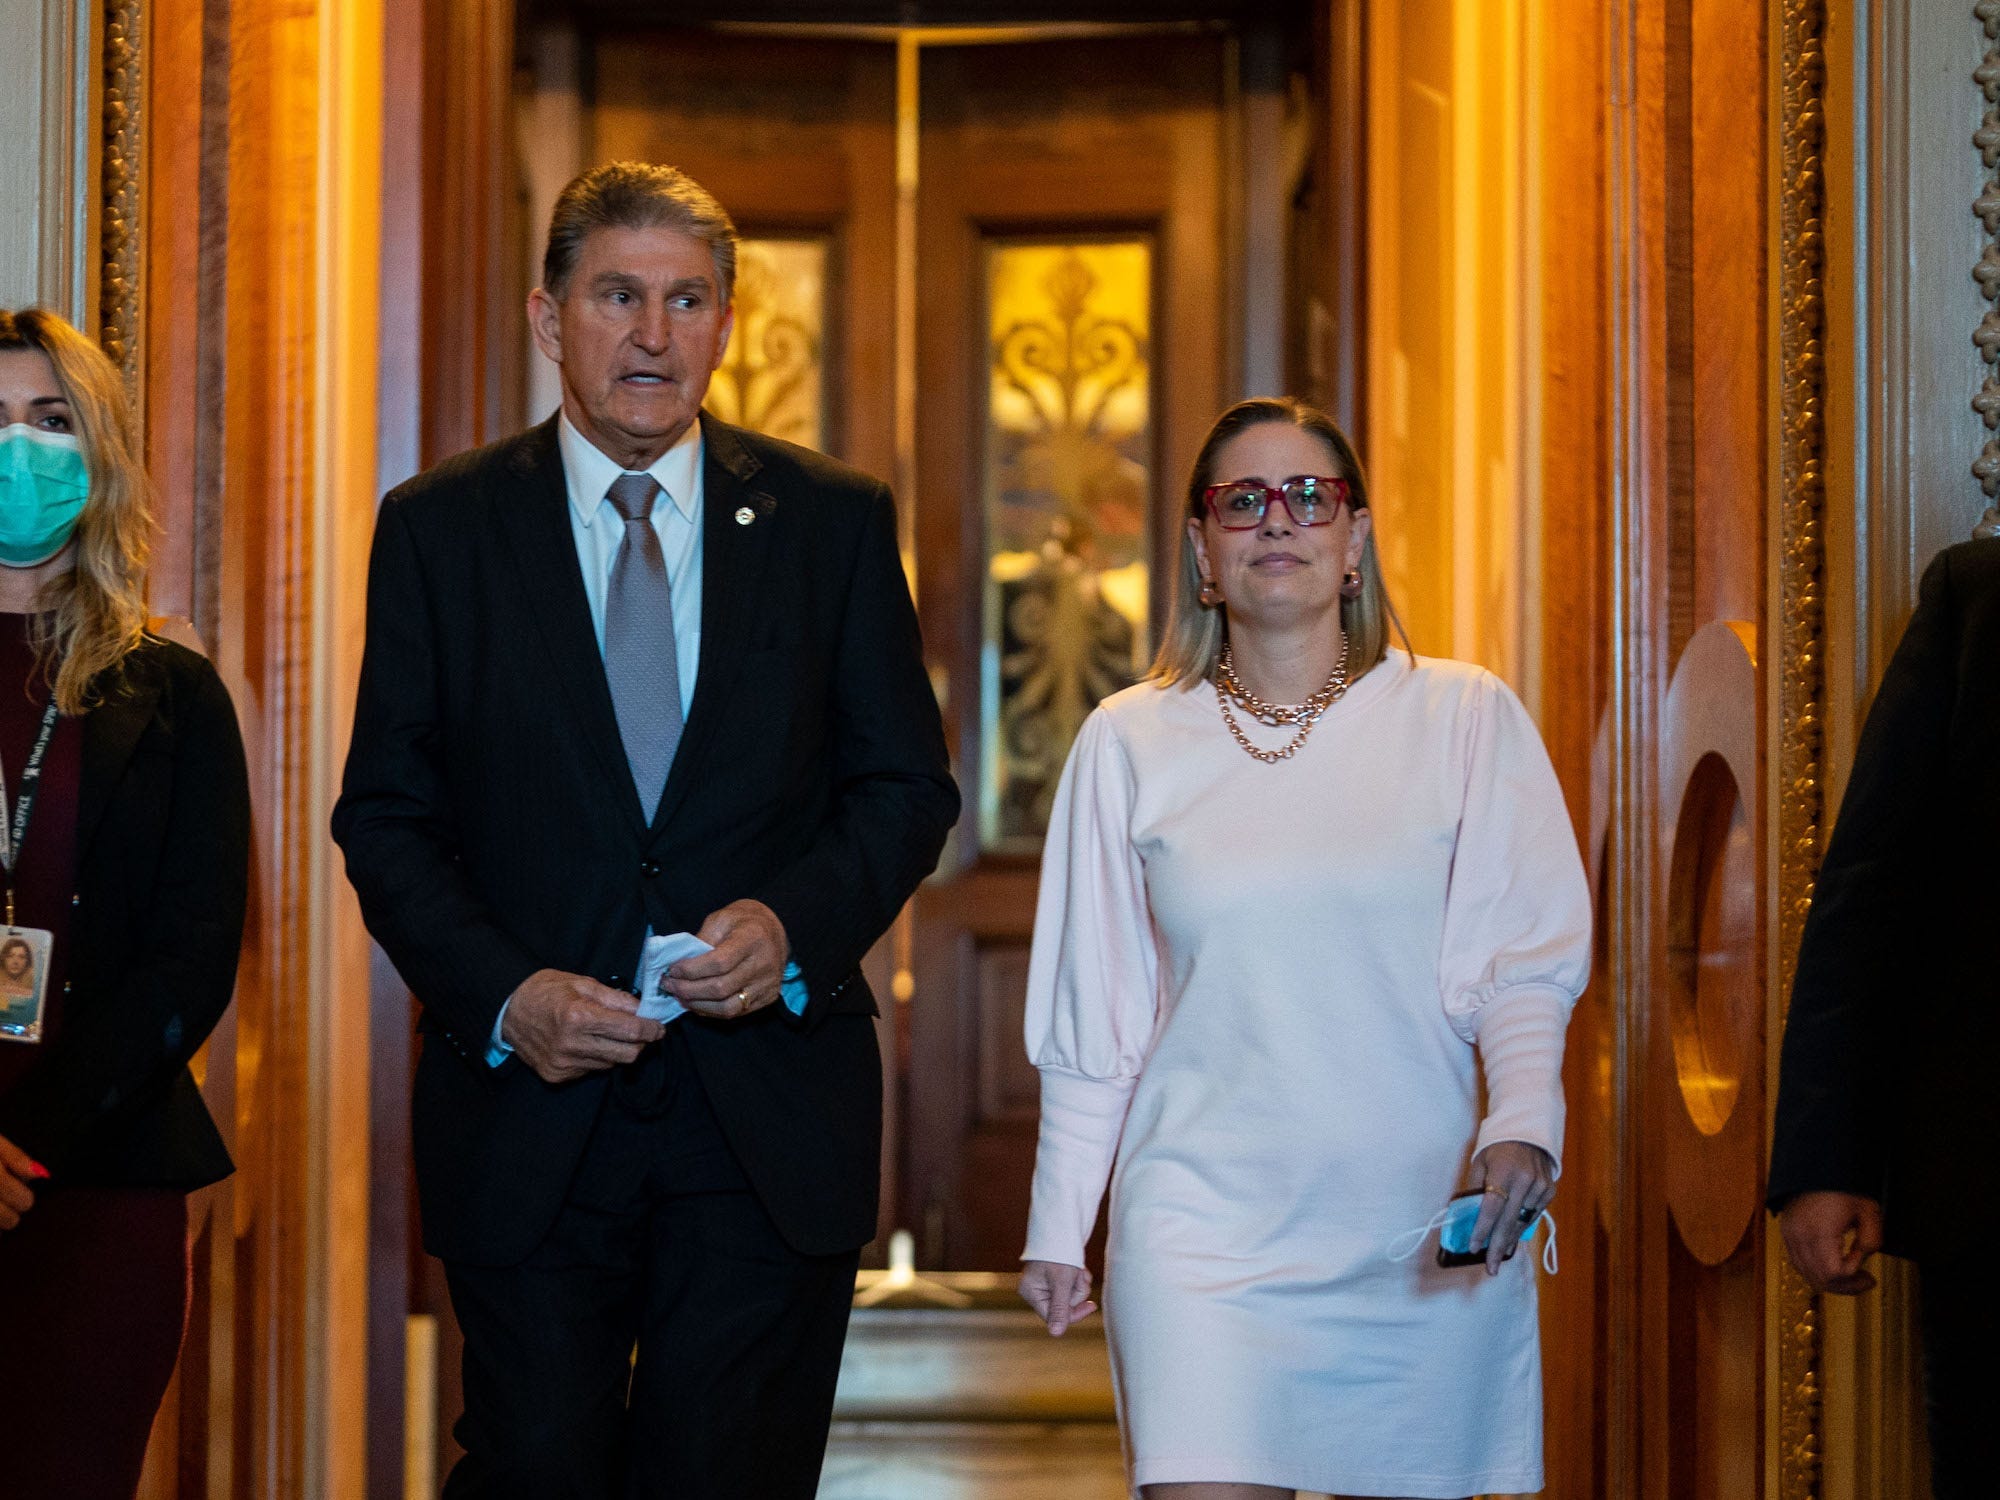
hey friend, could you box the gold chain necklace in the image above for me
[1214,639,1351,763]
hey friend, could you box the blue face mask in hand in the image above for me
[0,424,89,567]
[1387,1189,1560,1275]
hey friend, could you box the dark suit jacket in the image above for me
[332,413,957,1267]
[0,640,249,1188]
[1769,538,2000,1260]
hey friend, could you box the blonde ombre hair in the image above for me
[0,308,153,714]
[1149,397,1411,689]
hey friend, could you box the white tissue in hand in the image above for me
[636,931,713,1023]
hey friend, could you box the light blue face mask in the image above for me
[1388,1190,1560,1275]
[0,423,89,567]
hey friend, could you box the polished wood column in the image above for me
[121,0,388,1492]
[1534,5,1614,1493]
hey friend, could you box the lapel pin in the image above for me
[734,506,756,526]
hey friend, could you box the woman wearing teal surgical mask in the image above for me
[0,308,249,1500]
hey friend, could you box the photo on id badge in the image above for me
[0,927,52,1043]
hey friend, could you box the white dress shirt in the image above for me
[488,414,705,1064]
[558,410,704,719]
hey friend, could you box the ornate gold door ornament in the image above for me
[1777,0,1829,1492]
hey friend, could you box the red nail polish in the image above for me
[25,1160,49,1180]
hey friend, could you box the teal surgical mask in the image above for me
[0,423,88,567]
[1388,1191,1560,1275]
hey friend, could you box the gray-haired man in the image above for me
[334,161,957,1498]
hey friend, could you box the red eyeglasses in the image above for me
[1202,475,1355,529]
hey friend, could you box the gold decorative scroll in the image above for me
[705,237,828,451]
[981,240,1153,849]
[1777,0,1829,1494]
[1976,0,2000,536]
[101,0,145,398]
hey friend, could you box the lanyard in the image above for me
[0,698,61,929]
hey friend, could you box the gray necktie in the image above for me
[603,471,684,820]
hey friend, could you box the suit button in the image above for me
[640,860,662,878]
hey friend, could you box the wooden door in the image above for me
[587,30,900,487]
[906,34,1227,1271]
[1607,0,1796,1493]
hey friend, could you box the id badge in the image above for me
[0,926,53,1044]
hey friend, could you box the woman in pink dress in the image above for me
[1017,398,1591,1500]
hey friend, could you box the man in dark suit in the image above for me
[1770,536,2000,1498]
[333,161,957,1499]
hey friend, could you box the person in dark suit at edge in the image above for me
[1769,537,2000,1499]
[332,161,958,1500]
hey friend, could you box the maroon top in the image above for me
[0,613,81,1099]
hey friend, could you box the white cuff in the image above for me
[1020,1067,1138,1267]
[1470,985,1571,1175]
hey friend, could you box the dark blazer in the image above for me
[1769,538,2000,1260]
[332,414,957,1268]
[0,640,250,1188]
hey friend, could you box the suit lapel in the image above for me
[497,417,646,831]
[647,415,774,839]
[76,655,163,867]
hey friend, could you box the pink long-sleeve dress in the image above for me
[1021,653,1592,1499]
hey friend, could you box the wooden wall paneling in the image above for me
[117,0,495,1492]
[1234,19,1288,398]
[192,4,244,1491]
[1364,0,1451,661]
[422,0,518,464]
[395,7,525,1484]
[906,41,980,1267]
[1605,0,1667,1487]
[1302,0,1365,434]
[1363,0,1537,683]
[1451,0,1534,691]
[1608,0,1816,1493]
[366,4,427,1495]
[217,0,326,1490]
[586,29,900,482]
[132,1,234,1492]
[321,2,390,1494]
[1629,0,1680,1487]
[1532,6,1613,1490]
[518,23,585,426]
[1648,0,1772,1486]
[146,0,205,624]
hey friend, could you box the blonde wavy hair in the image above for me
[0,308,153,714]
[1150,396,1411,689]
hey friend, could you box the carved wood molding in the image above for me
[1777,0,1828,1494]
[1977,0,2000,535]
[101,0,144,401]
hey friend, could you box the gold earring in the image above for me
[1198,576,1223,607]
